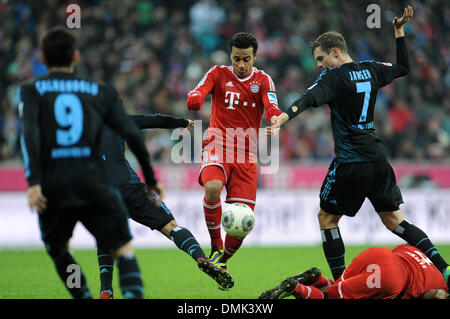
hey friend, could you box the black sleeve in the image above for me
[285,93,316,120]
[131,114,189,130]
[286,71,337,120]
[18,83,41,186]
[104,86,157,186]
[372,37,409,86]
[306,71,338,107]
[395,36,409,75]
[123,134,157,186]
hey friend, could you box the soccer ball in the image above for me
[221,203,255,238]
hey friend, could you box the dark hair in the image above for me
[228,32,258,55]
[310,31,347,55]
[41,26,77,67]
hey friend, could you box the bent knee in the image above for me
[318,209,342,229]
[204,180,223,201]
[46,241,70,259]
[160,220,179,238]
[378,210,404,231]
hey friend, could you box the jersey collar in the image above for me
[230,66,255,82]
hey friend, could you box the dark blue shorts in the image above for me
[319,157,404,216]
[38,189,132,256]
[119,183,174,231]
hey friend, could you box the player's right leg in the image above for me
[159,220,234,289]
[38,208,92,299]
[83,193,145,299]
[122,183,207,262]
[220,162,258,265]
[258,267,323,299]
[318,209,345,280]
[200,165,227,258]
[96,246,114,299]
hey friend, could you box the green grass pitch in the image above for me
[1,245,449,299]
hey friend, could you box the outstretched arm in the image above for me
[393,6,413,76]
[266,81,333,135]
[187,66,217,111]
[393,5,413,38]
[104,87,158,190]
[131,114,189,130]
[266,93,314,133]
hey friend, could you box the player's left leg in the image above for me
[370,157,450,284]
[220,202,255,264]
[159,220,205,260]
[379,210,450,284]
[221,162,257,265]
[49,241,93,299]
[159,220,234,289]
[124,184,207,262]
[122,184,234,289]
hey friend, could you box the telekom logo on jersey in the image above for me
[224,91,256,109]
[169,120,279,175]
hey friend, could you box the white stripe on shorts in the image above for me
[226,197,256,205]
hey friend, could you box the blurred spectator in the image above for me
[0,0,449,165]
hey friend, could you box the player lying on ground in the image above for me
[267,6,450,286]
[96,114,234,298]
[186,32,281,290]
[259,244,448,299]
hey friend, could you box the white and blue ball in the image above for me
[221,203,255,238]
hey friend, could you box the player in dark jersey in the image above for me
[18,26,155,299]
[96,115,234,299]
[269,6,450,286]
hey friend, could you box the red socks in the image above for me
[292,275,335,299]
[313,275,335,288]
[203,198,223,250]
[221,234,244,263]
[203,199,253,263]
[220,201,253,263]
[293,284,325,299]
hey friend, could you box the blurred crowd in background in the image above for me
[0,0,449,165]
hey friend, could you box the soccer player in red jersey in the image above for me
[186,32,282,288]
[260,244,448,299]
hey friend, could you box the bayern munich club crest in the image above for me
[249,81,261,93]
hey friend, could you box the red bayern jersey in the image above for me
[392,244,448,299]
[194,65,281,157]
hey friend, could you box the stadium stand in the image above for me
[0,0,448,166]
